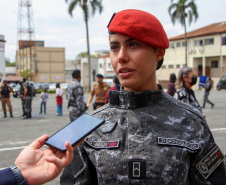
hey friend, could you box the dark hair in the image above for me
[72,69,81,79]
[56,83,60,88]
[96,74,103,78]
[113,75,120,90]
[176,66,193,89]
[169,73,176,83]
[23,78,27,82]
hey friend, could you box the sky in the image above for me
[1,0,226,63]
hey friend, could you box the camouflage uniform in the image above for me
[66,79,86,122]
[24,82,33,117]
[60,85,226,185]
[174,86,202,112]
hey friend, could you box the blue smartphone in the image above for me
[44,113,105,152]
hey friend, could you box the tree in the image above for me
[65,0,103,90]
[168,0,198,66]
[20,69,32,81]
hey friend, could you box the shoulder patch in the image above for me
[158,137,199,151]
[196,145,225,179]
[99,120,117,134]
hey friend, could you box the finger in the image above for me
[73,139,84,150]
[29,134,49,150]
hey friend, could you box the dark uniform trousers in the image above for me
[24,96,32,117]
[60,85,226,185]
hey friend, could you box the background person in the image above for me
[105,75,120,104]
[0,80,13,118]
[174,67,202,113]
[202,77,215,108]
[166,73,176,96]
[86,74,111,110]
[39,88,48,114]
[0,134,81,185]
[21,78,33,119]
[66,69,86,122]
[56,83,64,116]
[60,9,226,184]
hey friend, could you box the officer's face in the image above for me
[109,34,165,92]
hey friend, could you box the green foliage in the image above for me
[5,59,16,66]
[36,89,56,94]
[20,70,32,80]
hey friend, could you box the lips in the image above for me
[118,67,134,78]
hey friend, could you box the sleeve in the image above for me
[60,145,98,185]
[189,119,226,184]
[90,85,96,96]
[0,168,19,185]
[74,86,86,115]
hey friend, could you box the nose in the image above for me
[118,47,129,64]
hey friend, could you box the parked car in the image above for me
[103,79,114,87]
[13,81,36,97]
[60,83,69,90]
[13,84,21,97]
[217,74,226,90]
[49,83,56,90]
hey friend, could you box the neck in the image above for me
[184,82,192,90]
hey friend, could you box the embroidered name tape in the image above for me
[85,137,120,149]
[196,145,225,179]
[158,137,199,151]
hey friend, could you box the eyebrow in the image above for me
[109,38,134,45]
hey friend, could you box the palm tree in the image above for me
[168,0,198,67]
[65,0,103,91]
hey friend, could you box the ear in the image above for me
[156,49,165,62]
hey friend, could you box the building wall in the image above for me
[0,35,6,74]
[16,46,65,83]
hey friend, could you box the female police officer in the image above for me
[60,9,226,185]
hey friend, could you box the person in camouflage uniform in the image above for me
[66,69,86,122]
[21,78,33,119]
[174,67,202,113]
[60,9,226,185]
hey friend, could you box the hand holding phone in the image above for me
[45,113,105,152]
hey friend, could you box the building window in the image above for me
[161,65,166,69]
[169,43,174,48]
[176,64,180,68]
[176,42,181,47]
[99,63,102,68]
[168,65,174,69]
[182,42,186,47]
[205,38,214,45]
[195,40,203,46]
[222,36,226,45]
[211,60,218,68]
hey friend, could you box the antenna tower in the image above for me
[17,0,36,81]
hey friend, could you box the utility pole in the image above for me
[17,0,36,81]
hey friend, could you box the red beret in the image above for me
[107,9,169,49]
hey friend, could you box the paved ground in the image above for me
[0,89,225,184]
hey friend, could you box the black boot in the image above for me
[3,112,7,118]
[10,112,13,118]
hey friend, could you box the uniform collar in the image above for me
[109,84,164,109]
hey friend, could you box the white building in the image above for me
[158,21,226,90]
[0,35,6,74]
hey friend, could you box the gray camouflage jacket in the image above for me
[61,85,225,185]
[66,79,86,117]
